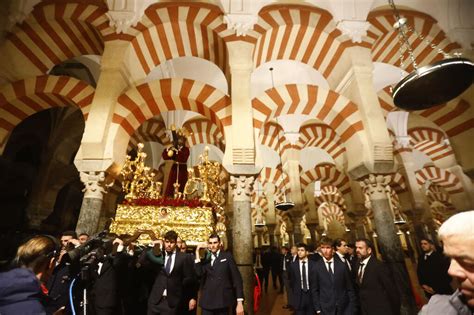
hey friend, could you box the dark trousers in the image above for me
[262,268,270,292]
[282,270,292,305]
[147,296,177,315]
[272,270,283,290]
[201,307,230,315]
[295,290,314,315]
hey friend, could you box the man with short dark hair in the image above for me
[280,246,293,309]
[148,230,194,315]
[314,238,356,314]
[333,238,352,272]
[355,238,400,315]
[289,243,317,315]
[78,233,89,245]
[417,238,452,299]
[195,233,244,315]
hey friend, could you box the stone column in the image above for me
[230,175,255,315]
[360,174,417,315]
[307,223,318,246]
[267,224,276,247]
[76,171,109,235]
[291,214,304,244]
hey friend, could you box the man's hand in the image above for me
[113,238,124,246]
[68,239,80,247]
[236,301,244,315]
[422,285,435,294]
[188,299,196,310]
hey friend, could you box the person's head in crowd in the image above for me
[347,243,355,256]
[180,240,187,253]
[163,230,178,254]
[438,211,474,308]
[355,238,373,261]
[420,238,435,253]
[320,238,334,260]
[296,243,308,260]
[208,233,221,254]
[177,237,183,249]
[333,238,349,256]
[60,231,77,249]
[280,246,289,255]
[16,235,60,283]
[290,245,298,257]
[78,233,89,245]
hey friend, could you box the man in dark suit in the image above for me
[147,230,194,315]
[280,246,293,309]
[194,233,244,315]
[333,238,353,273]
[417,238,452,299]
[289,243,318,315]
[314,238,356,315]
[355,238,400,315]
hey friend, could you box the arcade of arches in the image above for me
[0,0,473,314]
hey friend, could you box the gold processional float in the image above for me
[109,143,226,245]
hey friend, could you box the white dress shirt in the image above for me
[299,258,309,290]
[163,250,176,296]
[324,258,334,273]
[336,251,351,270]
[358,255,371,282]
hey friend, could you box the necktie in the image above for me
[357,263,365,283]
[302,261,308,291]
[165,253,172,274]
[211,253,217,266]
[327,261,334,281]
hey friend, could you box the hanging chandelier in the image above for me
[389,0,474,110]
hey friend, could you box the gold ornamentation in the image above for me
[109,204,214,245]
[121,143,162,201]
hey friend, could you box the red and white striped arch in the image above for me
[391,172,407,193]
[3,2,112,78]
[259,121,292,155]
[127,117,170,153]
[300,163,350,194]
[314,186,347,211]
[123,2,238,77]
[426,184,454,208]
[415,165,463,194]
[258,166,290,193]
[319,202,345,224]
[252,84,364,144]
[111,78,231,155]
[296,122,346,166]
[183,117,225,151]
[378,88,472,139]
[252,4,369,79]
[0,75,95,151]
[367,9,461,73]
[409,127,455,162]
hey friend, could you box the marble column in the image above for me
[291,214,304,244]
[267,224,276,247]
[230,175,255,315]
[360,174,417,315]
[76,171,109,235]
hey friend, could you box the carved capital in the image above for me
[80,171,113,200]
[105,0,156,34]
[7,0,41,30]
[337,20,370,43]
[229,175,254,201]
[359,174,392,202]
[223,14,258,36]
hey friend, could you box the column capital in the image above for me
[359,174,392,201]
[80,171,113,200]
[229,175,255,202]
[224,14,258,37]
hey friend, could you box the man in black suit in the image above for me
[333,238,353,273]
[355,238,400,315]
[147,230,194,315]
[194,233,244,315]
[289,243,318,315]
[280,246,293,309]
[417,238,452,298]
[314,238,356,315]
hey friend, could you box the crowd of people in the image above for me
[0,210,473,315]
